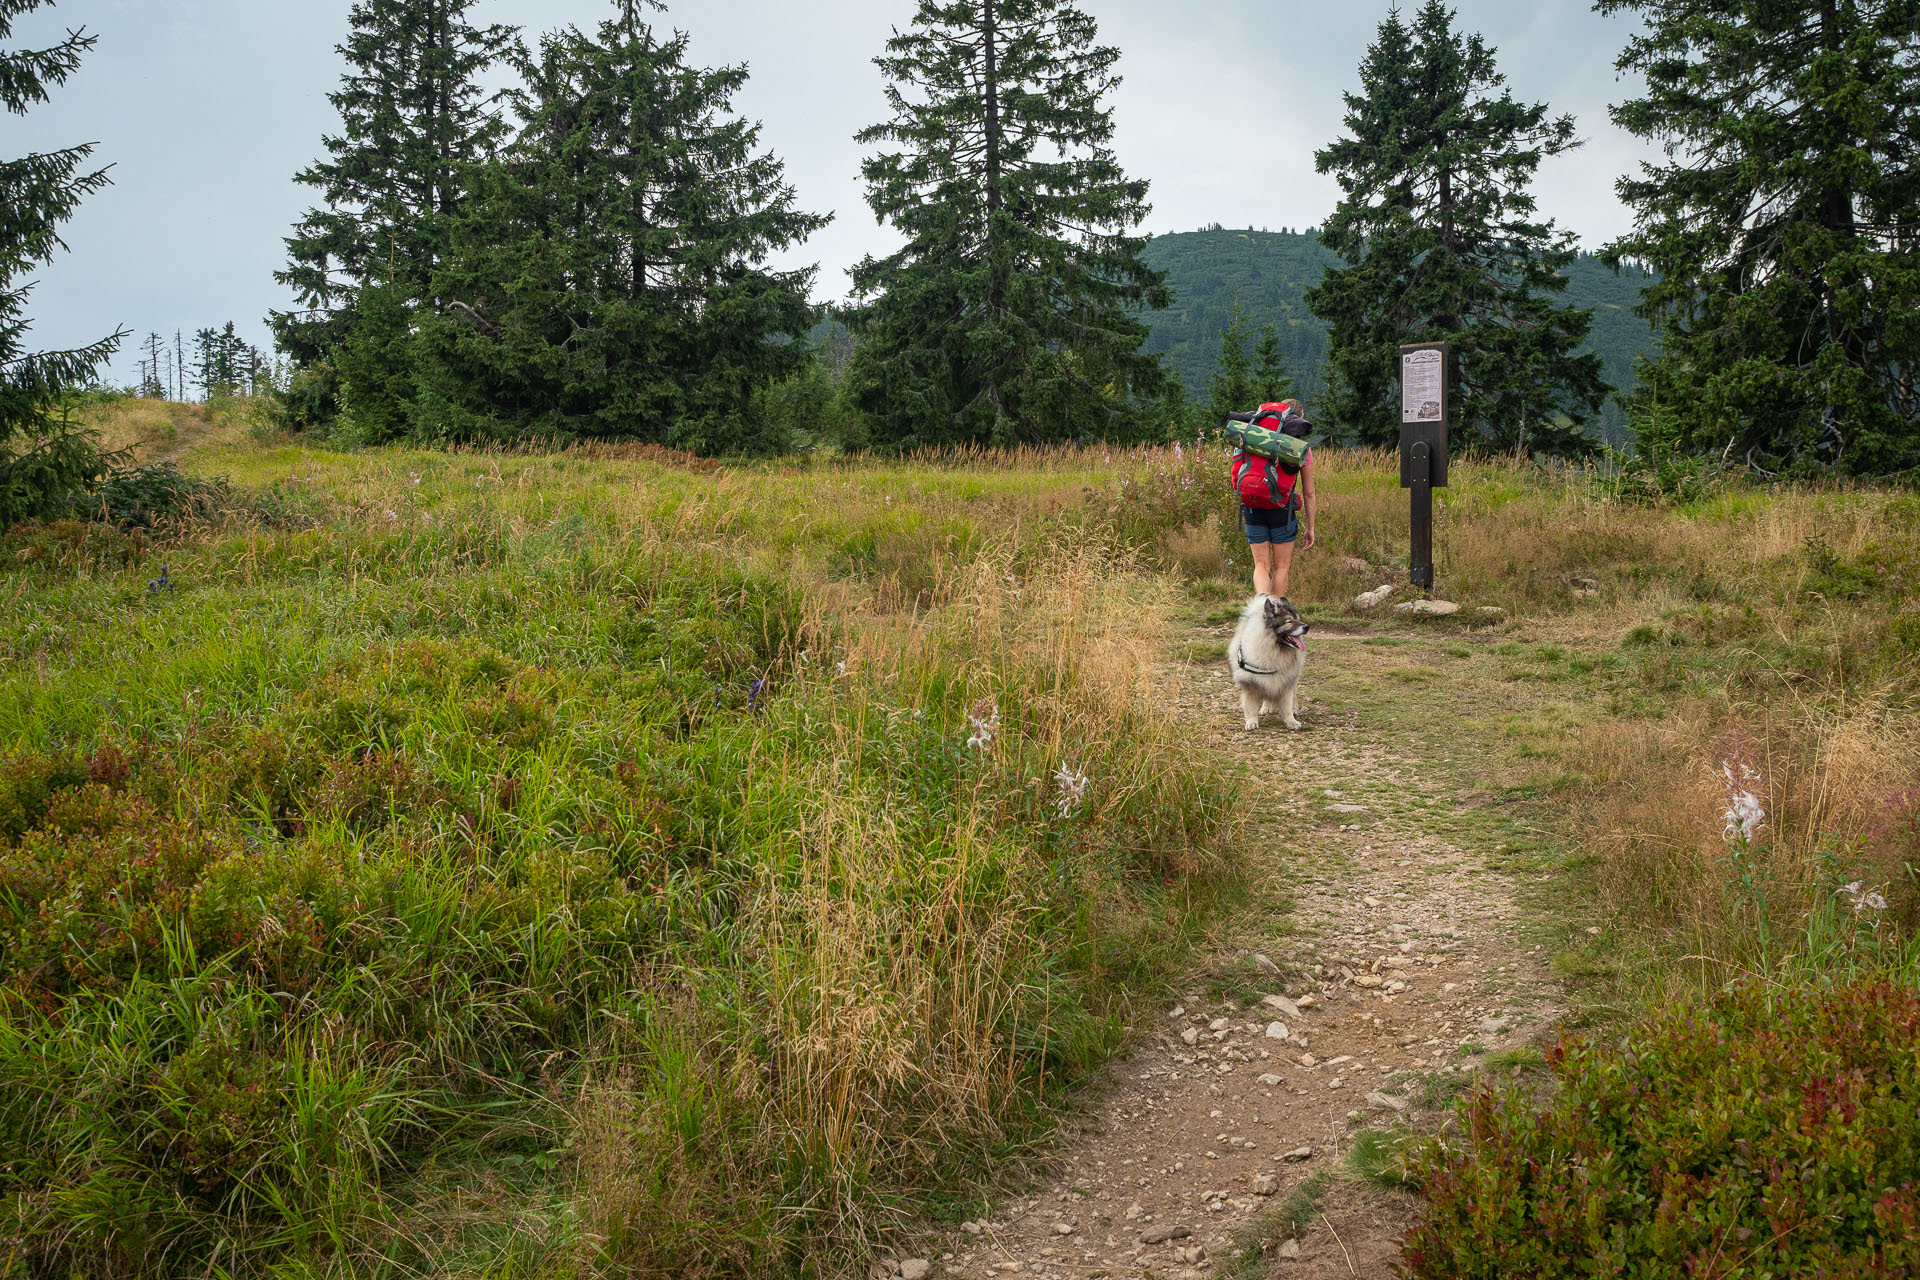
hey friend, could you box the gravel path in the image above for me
[874,632,1565,1280]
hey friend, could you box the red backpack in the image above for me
[1232,402,1307,510]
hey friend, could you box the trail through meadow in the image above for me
[879,623,1572,1280]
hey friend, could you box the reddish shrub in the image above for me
[307,749,440,833]
[0,787,235,996]
[84,745,131,788]
[1403,980,1920,1278]
[0,752,88,842]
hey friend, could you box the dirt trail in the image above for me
[886,630,1567,1280]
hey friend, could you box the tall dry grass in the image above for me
[563,542,1238,1272]
[1578,701,1919,961]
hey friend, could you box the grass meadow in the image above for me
[2,418,1244,1276]
[2,401,1916,1275]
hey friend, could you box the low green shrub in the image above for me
[72,461,229,530]
[1402,979,1920,1278]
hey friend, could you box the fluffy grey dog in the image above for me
[1227,595,1309,731]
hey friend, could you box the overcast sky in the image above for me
[15,0,1653,386]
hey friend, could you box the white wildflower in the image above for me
[1841,881,1889,913]
[966,703,1000,752]
[1719,762,1766,843]
[836,661,847,677]
[1173,442,1185,463]
[1054,762,1090,819]
[409,473,421,486]
[384,509,397,521]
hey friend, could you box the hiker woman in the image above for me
[1227,401,1316,598]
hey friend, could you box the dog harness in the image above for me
[1234,636,1300,677]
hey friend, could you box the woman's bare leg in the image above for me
[1269,539,1297,598]
[1249,541,1276,596]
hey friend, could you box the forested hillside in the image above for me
[1141,227,1657,440]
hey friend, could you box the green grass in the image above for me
[1346,1126,1422,1190]
[1177,637,1226,665]
[1484,1046,1550,1076]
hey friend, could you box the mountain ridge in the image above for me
[1139,226,1658,441]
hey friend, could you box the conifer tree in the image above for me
[219,322,245,391]
[272,0,516,435]
[1252,321,1295,404]
[1206,302,1254,426]
[1307,2,1607,454]
[416,0,826,449]
[191,328,218,400]
[1597,0,1920,475]
[849,0,1170,447]
[1,1,125,522]
[192,322,250,399]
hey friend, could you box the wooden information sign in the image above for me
[1399,342,1451,589]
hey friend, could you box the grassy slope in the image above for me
[0,415,1246,1277]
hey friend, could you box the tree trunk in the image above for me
[632,71,649,300]
[417,0,445,305]
[1814,0,1861,361]
[983,0,1004,317]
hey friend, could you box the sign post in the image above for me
[1399,342,1450,590]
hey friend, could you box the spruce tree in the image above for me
[191,328,217,401]
[1307,2,1607,454]
[1205,302,1254,426]
[192,322,249,399]
[271,0,516,436]
[1597,0,1920,475]
[849,0,1170,447]
[1252,321,1295,404]
[415,0,826,449]
[219,322,244,391]
[1,1,126,523]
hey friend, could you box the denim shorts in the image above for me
[1242,504,1299,545]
